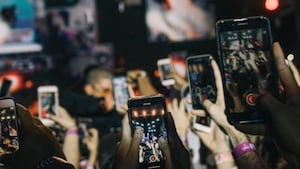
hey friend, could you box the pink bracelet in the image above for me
[86,164,95,169]
[232,142,256,159]
[66,128,78,135]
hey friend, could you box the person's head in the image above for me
[84,67,113,98]
[84,66,114,110]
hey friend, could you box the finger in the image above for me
[129,127,143,156]
[179,99,185,113]
[273,42,300,96]
[118,115,131,157]
[88,128,99,138]
[121,114,131,142]
[287,60,300,87]
[127,84,136,98]
[158,137,172,169]
[191,109,205,116]
[211,60,225,108]
[172,98,178,114]
[119,115,131,153]
[202,100,214,116]
[257,93,283,116]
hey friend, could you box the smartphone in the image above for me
[127,95,167,169]
[186,55,217,110]
[186,55,215,132]
[38,85,59,126]
[157,58,175,86]
[113,75,130,109]
[216,16,278,124]
[0,97,19,155]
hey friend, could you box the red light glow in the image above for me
[265,0,279,11]
[0,71,23,93]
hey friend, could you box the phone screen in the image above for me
[216,17,278,123]
[113,76,129,108]
[39,91,57,118]
[157,58,175,86]
[187,55,216,110]
[128,96,167,168]
[0,99,19,155]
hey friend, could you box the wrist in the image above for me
[232,141,256,159]
[66,128,79,135]
[224,126,248,147]
[214,151,235,165]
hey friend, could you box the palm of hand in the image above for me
[167,99,191,137]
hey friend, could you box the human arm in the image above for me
[83,128,99,168]
[127,69,158,96]
[48,106,80,169]
[166,98,192,148]
[0,104,74,169]
[111,115,142,169]
[197,59,267,169]
[192,120,236,169]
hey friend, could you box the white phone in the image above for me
[157,58,175,86]
[193,116,211,133]
[185,92,211,133]
[37,85,59,126]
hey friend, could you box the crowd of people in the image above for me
[0,41,298,169]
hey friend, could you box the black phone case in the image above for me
[216,16,278,124]
[127,95,167,169]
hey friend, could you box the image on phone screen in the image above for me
[193,116,211,132]
[0,103,19,155]
[187,55,216,110]
[129,99,167,168]
[157,58,175,86]
[218,26,274,114]
[40,91,57,118]
[113,76,129,108]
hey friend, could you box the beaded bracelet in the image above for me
[232,142,256,159]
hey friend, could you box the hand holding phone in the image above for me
[157,58,175,86]
[187,54,217,110]
[127,95,167,169]
[216,16,278,124]
[186,55,216,132]
[0,97,19,155]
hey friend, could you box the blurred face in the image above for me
[91,78,113,98]
[90,78,115,111]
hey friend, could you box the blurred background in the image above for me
[0,0,299,111]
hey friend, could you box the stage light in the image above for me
[0,71,23,93]
[265,0,279,11]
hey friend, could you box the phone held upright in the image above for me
[216,16,278,124]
